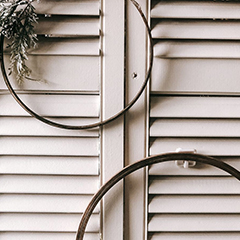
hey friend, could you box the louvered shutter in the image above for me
[0,1,100,239]
[148,1,240,239]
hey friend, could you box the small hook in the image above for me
[175,148,197,169]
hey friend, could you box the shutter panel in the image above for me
[0,1,100,239]
[151,0,240,94]
[149,1,240,239]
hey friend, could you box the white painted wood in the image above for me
[0,194,99,213]
[0,117,99,137]
[0,213,99,232]
[124,0,148,239]
[150,233,240,240]
[102,0,125,239]
[0,175,99,194]
[150,138,240,156]
[0,233,99,240]
[154,41,240,59]
[149,195,240,213]
[151,58,240,94]
[4,38,100,56]
[152,21,240,40]
[1,55,100,91]
[0,137,99,156]
[36,17,99,36]
[33,0,99,16]
[0,1,102,239]
[150,96,240,118]
[150,119,240,137]
[31,38,99,56]
[148,214,240,232]
[149,1,240,240]
[149,157,240,176]
[0,94,99,117]
[0,156,98,175]
[149,177,240,194]
[151,1,240,19]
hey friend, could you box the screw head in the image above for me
[132,72,138,79]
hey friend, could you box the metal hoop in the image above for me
[75,152,240,240]
[0,0,153,130]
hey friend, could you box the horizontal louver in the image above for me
[149,233,240,240]
[0,1,100,239]
[149,1,240,239]
[0,94,99,116]
[0,233,98,240]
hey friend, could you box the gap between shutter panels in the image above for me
[0,0,101,238]
[149,0,240,238]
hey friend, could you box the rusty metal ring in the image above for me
[76,152,240,240]
[0,0,153,130]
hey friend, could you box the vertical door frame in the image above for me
[125,0,149,239]
[101,0,125,240]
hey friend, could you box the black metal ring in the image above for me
[0,0,153,130]
[75,152,240,240]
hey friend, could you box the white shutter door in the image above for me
[0,1,100,239]
[148,1,240,239]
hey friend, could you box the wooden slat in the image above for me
[149,232,240,240]
[0,213,99,232]
[32,37,99,56]
[150,119,240,137]
[149,157,240,176]
[148,214,240,232]
[0,233,99,240]
[154,41,240,59]
[0,175,98,194]
[150,96,240,118]
[149,195,240,213]
[151,1,240,19]
[0,117,99,137]
[0,194,99,213]
[152,21,240,40]
[150,138,240,156]
[0,156,98,175]
[151,59,240,93]
[149,177,240,194]
[0,137,99,156]
[4,37,100,56]
[1,55,100,91]
[0,94,99,117]
[33,0,99,16]
[36,16,99,36]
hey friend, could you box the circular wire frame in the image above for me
[0,0,153,130]
[75,152,240,240]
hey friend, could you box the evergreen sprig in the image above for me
[0,0,39,84]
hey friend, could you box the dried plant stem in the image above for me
[0,0,38,84]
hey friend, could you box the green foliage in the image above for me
[0,0,39,84]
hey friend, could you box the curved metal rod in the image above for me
[0,0,153,130]
[76,152,240,240]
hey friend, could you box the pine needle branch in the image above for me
[0,0,39,84]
